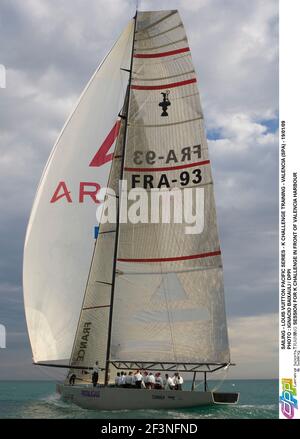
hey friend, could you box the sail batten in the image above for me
[134,38,187,51]
[135,23,184,41]
[135,11,178,33]
[132,70,195,81]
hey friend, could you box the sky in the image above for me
[0,0,278,380]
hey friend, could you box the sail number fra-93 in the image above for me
[133,145,201,165]
[131,169,202,189]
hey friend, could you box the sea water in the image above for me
[0,379,278,419]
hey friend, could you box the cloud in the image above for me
[179,0,210,11]
[227,313,278,379]
[0,0,278,379]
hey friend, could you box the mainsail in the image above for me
[23,21,134,363]
[69,10,230,380]
[112,10,230,365]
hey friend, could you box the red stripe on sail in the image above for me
[118,251,221,263]
[134,47,190,58]
[125,160,210,173]
[131,78,196,91]
[89,120,121,167]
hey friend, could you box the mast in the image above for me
[104,11,138,386]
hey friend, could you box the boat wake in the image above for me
[14,391,277,419]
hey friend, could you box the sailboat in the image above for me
[23,9,239,410]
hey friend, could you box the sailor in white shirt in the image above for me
[147,372,155,389]
[120,371,127,387]
[143,372,150,388]
[125,371,134,387]
[134,370,143,388]
[164,373,175,390]
[173,372,184,390]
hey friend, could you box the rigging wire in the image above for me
[210,364,230,392]
[34,364,66,382]
[193,366,229,392]
[207,365,229,392]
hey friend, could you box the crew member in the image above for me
[177,373,184,390]
[155,372,163,389]
[148,372,155,389]
[92,361,99,387]
[69,373,76,386]
[164,373,175,390]
[120,371,127,387]
[125,371,134,387]
[144,371,150,389]
[174,372,184,390]
[115,372,120,386]
[134,370,143,388]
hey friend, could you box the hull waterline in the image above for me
[57,384,239,410]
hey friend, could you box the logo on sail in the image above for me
[74,322,92,362]
[159,90,171,117]
[89,120,121,167]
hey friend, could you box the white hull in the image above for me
[57,384,239,411]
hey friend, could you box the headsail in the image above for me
[109,11,230,365]
[23,20,134,363]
